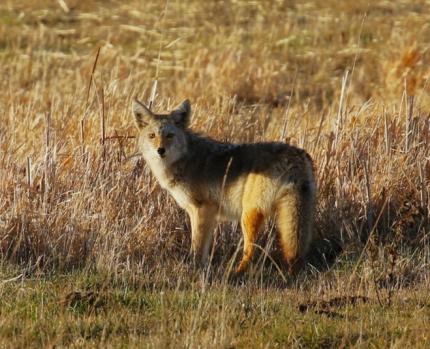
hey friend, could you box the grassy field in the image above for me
[1,0,430,347]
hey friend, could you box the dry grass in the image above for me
[0,0,430,347]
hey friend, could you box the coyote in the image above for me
[132,99,316,274]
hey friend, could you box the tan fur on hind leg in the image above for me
[236,208,264,274]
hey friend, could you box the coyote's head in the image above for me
[132,99,191,164]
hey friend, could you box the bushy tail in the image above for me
[276,182,315,274]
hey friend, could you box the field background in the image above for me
[1,0,430,348]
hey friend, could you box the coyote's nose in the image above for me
[157,147,166,156]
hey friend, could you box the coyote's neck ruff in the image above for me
[133,99,316,274]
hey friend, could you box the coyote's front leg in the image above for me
[187,205,217,266]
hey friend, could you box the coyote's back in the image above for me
[132,98,316,274]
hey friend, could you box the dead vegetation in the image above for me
[0,0,430,347]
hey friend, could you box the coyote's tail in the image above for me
[276,179,315,274]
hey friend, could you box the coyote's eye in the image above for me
[148,133,155,139]
[166,133,174,139]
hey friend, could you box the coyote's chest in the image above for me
[166,185,191,209]
[146,157,191,209]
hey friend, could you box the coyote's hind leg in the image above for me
[236,208,265,274]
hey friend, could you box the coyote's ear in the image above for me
[171,99,191,128]
[132,99,153,129]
